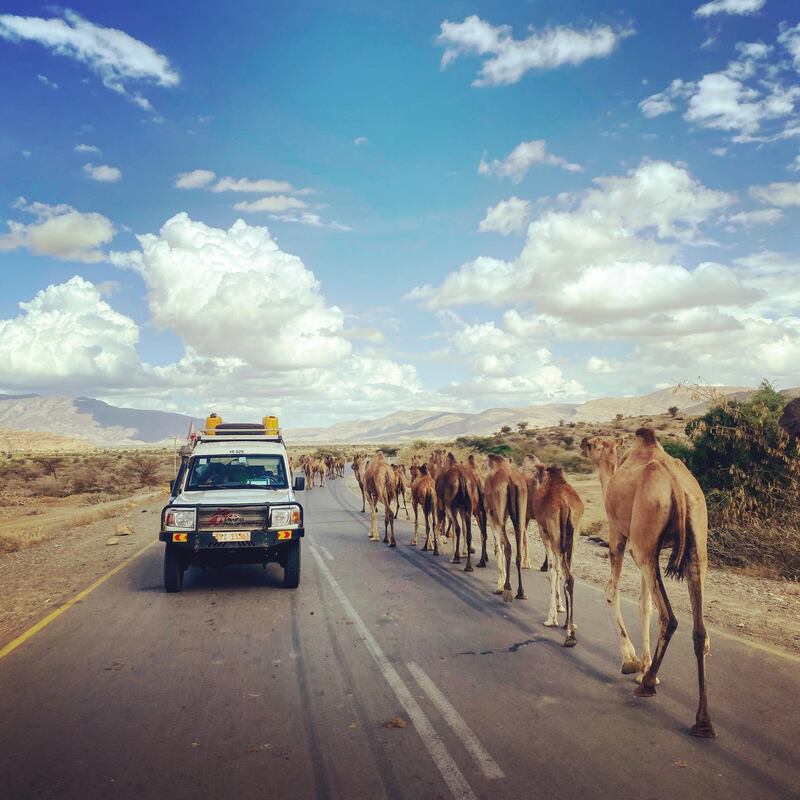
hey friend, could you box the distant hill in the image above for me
[1,385,796,447]
[286,385,799,443]
[0,395,201,446]
[0,426,94,453]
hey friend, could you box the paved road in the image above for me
[1,476,798,800]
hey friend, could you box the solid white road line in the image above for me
[309,545,479,800]
[407,661,505,780]
[321,545,335,561]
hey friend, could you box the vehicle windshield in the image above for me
[185,454,288,490]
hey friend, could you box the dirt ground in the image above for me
[0,494,166,649]
[347,472,800,656]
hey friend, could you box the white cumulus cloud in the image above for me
[437,15,632,86]
[83,163,122,182]
[479,140,581,182]
[0,276,143,390]
[175,169,216,189]
[0,198,114,263]
[694,0,766,17]
[750,181,800,206]
[36,73,58,89]
[0,9,179,111]
[74,143,101,155]
[478,197,532,235]
[116,213,351,369]
[212,176,295,194]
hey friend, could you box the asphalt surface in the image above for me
[1,475,799,800]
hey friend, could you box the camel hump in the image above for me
[446,452,457,466]
[420,464,429,476]
[635,427,658,446]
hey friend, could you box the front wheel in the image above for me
[164,546,185,593]
[283,540,301,588]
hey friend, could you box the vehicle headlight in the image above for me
[269,506,301,529]
[165,508,196,530]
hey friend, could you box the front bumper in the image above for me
[159,528,304,549]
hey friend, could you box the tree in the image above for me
[34,457,63,479]
[499,425,512,436]
[128,453,160,487]
[684,380,800,515]
[668,405,680,418]
[517,421,529,432]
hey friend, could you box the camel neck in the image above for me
[597,460,616,497]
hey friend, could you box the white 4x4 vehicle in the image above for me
[159,416,305,592]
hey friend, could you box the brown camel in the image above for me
[410,464,437,552]
[434,453,484,571]
[392,464,410,520]
[779,397,800,438]
[531,466,583,646]
[364,452,397,547]
[483,454,528,602]
[581,429,716,738]
[522,455,548,573]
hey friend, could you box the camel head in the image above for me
[446,452,458,467]
[580,435,623,469]
[521,454,542,477]
[486,453,507,471]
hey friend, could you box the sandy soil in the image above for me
[346,472,800,656]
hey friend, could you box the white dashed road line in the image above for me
[320,545,334,561]
[407,661,505,780]
[309,545,480,800]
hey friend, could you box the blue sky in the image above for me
[0,0,799,426]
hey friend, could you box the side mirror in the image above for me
[293,475,306,491]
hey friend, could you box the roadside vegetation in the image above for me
[0,449,173,553]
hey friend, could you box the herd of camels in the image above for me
[341,427,717,739]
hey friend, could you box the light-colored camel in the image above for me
[364,452,397,547]
[581,429,716,738]
[352,454,367,513]
[410,464,437,552]
[483,454,528,602]
[531,466,583,647]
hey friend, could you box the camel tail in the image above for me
[560,506,575,569]
[664,479,690,581]
[423,488,433,519]
[507,482,522,531]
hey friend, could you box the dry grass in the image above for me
[0,447,174,554]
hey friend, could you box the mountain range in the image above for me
[1,386,796,447]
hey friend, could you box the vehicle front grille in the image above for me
[197,506,267,531]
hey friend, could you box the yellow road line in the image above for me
[0,540,158,662]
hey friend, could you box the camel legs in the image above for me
[462,510,474,573]
[513,520,526,600]
[562,553,577,648]
[636,573,655,684]
[635,560,677,698]
[368,493,380,541]
[430,510,439,556]
[606,533,640,673]
[491,518,512,600]
[520,524,532,569]
[412,501,419,547]
[476,507,489,568]
[687,548,716,738]
[450,511,462,565]
[359,483,365,513]
[385,501,396,548]
[543,542,560,627]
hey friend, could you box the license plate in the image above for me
[213,531,251,542]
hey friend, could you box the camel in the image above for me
[434,453,485,571]
[581,429,716,738]
[364,452,397,547]
[780,397,800,438]
[302,456,315,491]
[392,464,410,519]
[352,454,367,512]
[531,466,583,647]
[410,464,437,552]
[483,454,528,602]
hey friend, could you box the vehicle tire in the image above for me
[283,540,301,588]
[164,546,184,593]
